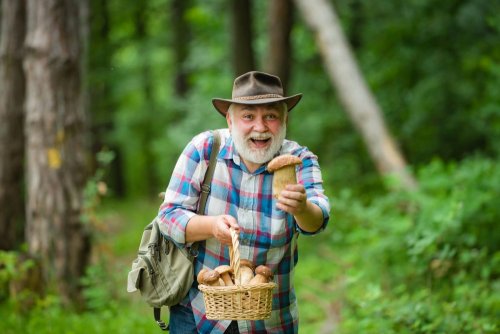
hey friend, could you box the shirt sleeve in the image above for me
[157,131,213,246]
[294,147,331,235]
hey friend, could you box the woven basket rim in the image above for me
[199,282,277,293]
[198,229,277,320]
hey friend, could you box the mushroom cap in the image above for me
[240,259,255,270]
[214,265,233,275]
[202,270,220,284]
[255,265,273,279]
[197,268,209,284]
[267,154,302,172]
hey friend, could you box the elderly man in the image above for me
[159,71,330,333]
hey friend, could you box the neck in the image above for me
[241,158,263,173]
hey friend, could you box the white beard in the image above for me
[231,124,287,164]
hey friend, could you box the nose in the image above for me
[253,116,267,132]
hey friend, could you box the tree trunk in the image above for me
[0,0,26,250]
[24,0,90,304]
[231,0,255,75]
[294,0,417,190]
[171,0,191,98]
[88,0,125,197]
[264,0,293,91]
[133,0,156,195]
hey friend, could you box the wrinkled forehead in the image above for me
[231,101,287,113]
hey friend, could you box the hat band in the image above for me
[233,94,283,101]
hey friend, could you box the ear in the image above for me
[226,111,232,131]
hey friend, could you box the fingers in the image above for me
[223,215,240,232]
[214,215,239,245]
[276,185,307,214]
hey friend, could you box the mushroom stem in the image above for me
[239,259,255,285]
[267,154,302,198]
[272,165,297,198]
[214,265,234,286]
[221,273,233,286]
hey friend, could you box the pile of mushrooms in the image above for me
[197,261,273,287]
[267,154,302,198]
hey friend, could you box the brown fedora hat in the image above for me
[212,71,302,117]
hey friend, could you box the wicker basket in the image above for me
[198,229,277,320]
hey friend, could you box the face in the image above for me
[227,102,287,168]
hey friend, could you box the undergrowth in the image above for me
[1,156,499,333]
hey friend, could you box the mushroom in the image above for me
[267,154,302,198]
[239,259,255,285]
[199,270,221,286]
[215,265,234,286]
[249,265,273,285]
[197,268,209,284]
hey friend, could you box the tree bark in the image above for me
[231,0,255,75]
[0,0,26,250]
[294,0,417,190]
[171,0,191,97]
[264,0,293,91]
[24,0,90,304]
[133,0,157,195]
[88,0,125,197]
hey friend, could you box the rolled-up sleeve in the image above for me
[295,149,331,235]
[158,132,211,246]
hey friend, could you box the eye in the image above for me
[242,113,253,120]
[265,113,279,120]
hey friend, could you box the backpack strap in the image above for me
[153,130,221,331]
[189,130,221,258]
[198,130,221,215]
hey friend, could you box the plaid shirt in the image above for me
[159,129,330,333]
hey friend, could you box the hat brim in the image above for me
[212,94,302,117]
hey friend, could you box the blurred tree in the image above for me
[294,0,417,190]
[0,0,26,250]
[171,0,191,98]
[88,0,125,197]
[353,0,500,162]
[133,0,156,194]
[264,0,293,90]
[24,0,90,305]
[231,0,255,75]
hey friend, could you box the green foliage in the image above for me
[2,157,499,332]
[338,0,500,162]
[86,0,500,196]
[295,156,499,333]
[0,251,18,301]
[12,0,494,331]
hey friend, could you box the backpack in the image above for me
[127,130,221,330]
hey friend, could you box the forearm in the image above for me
[185,215,216,243]
[185,214,240,245]
[294,200,325,233]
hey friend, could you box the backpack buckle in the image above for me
[201,184,211,194]
[188,247,199,257]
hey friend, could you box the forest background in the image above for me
[0,0,499,333]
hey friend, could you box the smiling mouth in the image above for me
[250,138,271,148]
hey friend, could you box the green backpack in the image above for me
[127,130,221,330]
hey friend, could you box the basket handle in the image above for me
[229,228,241,285]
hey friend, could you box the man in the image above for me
[159,71,330,333]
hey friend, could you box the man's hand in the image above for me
[276,184,307,215]
[276,184,324,233]
[212,215,240,245]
